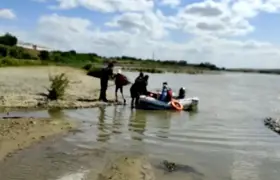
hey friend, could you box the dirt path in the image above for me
[0,117,76,160]
[0,66,116,109]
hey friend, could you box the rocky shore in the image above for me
[264,117,280,134]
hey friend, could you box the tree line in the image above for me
[0,32,221,70]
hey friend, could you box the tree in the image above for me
[0,33,18,46]
[39,50,50,60]
[0,46,7,57]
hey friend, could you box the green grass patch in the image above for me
[0,57,49,67]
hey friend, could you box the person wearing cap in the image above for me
[99,62,114,102]
[135,71,144,83]
[114,69,126,104]
[159,82,172,102]
[177,87,186,99]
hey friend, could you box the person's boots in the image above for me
[98,93,102,101]
[115,94,118,103]
[103,95,108,102]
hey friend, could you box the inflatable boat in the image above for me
[136,95,199,111]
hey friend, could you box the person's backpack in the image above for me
[116,74,130,86]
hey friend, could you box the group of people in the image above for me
[98,62,186,107]
[130,71,149,107]
[98,62,127,103]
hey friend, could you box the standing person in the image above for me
[140,75,149,96]
[114,69,126,104]
[99,62,114,102]
[130,71,144,108]
[135,71,144,83]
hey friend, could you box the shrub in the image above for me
[0,46,8,57]
[0,57,20,66]
[21,52,35,59]
[9,47,19,58]
[0,57,43,67]
[39,50,50,60]
[51,53,62,62]
[0,33,18,46]
[47,73,70,100]
[82,63,92,71]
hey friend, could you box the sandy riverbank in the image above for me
[0,66,117,110]
[0,117,76,160]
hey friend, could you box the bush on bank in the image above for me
[0,57,46,67]
[47,73,70,100]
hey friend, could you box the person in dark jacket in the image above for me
[135,71,144,83]
[130,71,144,107]
[99,62,114,102]
[140,75,149,95]
[177,87,186,99]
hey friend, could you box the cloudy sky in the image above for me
[1,0,280,68]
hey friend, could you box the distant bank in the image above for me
[225,68,280,75]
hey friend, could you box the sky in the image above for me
[1,0,280,68]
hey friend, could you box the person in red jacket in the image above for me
[167,87,173,102]
[114,69,127,104]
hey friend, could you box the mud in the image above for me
[0,116,76,160]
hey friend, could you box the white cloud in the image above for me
[175,0,254,37]
[106,10,177,39]
[52,0,154,13]
[4,12,279,68]
[4,0,280,68]
[0,9,16,19]
[160,0,181,7]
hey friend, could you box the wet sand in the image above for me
[95,155,155,180]
[0,117,76,160]
[0,66,116,109]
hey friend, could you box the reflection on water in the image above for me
[112,106,124,134]
[48,108,66,119]
[153,111,172,139]
[128,109,147,141]
[96,107,110,142]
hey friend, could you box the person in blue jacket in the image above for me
[159,82,172,102]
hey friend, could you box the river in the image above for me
[1,72,280,180]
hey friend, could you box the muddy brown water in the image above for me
[1,72,280,180]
